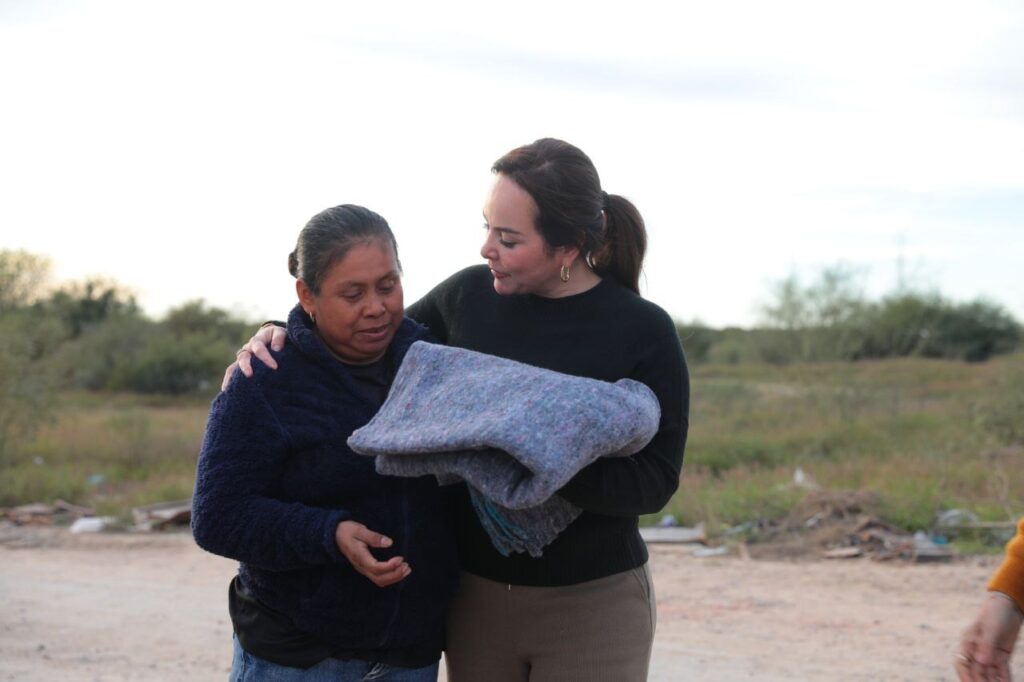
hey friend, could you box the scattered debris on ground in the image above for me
[640,514,711,553]
[69,516,120,534]
[3,500,94,526]
[640,522,707,545]
[641,489,973,562]
[726,489,958,562]
[2,497,192,536]
[2,492,1001,568]
[933,508,1017,545]
[131,499,192,531]
[691,545,729,558]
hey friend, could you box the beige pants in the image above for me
[445,564,657,682]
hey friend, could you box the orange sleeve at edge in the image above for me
[988,517,1024,613]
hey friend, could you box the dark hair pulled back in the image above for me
[288,204,400,294]
[491,138,647,294]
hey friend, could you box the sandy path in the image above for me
[1,527,1019,681]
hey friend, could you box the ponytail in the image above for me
[591,193,646,295]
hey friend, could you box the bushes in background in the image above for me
[678,266,1021,365]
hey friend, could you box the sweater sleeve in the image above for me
[988,517,1024,612]
[406,286,449,344]
[558,312,689,517]
[191,371,352,571]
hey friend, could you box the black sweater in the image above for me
[406,265,689,586]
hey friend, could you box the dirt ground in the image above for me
[1,524,1020,681]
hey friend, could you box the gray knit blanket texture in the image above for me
[347,341,661,557]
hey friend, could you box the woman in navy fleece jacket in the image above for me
[192,205,458,682]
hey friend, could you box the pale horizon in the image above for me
[2,0,1022,328]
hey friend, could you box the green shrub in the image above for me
[114,333,236,394]
[0,311,62,464]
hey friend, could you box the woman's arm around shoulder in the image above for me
[221,322,287,389]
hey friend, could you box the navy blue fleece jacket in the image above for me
[192,305,458,655]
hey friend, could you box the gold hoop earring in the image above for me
[560,265,571,283]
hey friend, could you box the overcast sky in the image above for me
[2,0,1022,327]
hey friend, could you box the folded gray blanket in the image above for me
[347,341,661,556]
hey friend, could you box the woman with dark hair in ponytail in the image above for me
[232,139,690,681]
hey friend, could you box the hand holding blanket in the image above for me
[348,341,661,556]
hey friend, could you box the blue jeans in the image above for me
[229,636,439,682]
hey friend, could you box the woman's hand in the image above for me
[955,591,1023,681]
[334,520,411,588]
[221,324,288,390]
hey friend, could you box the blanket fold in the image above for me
[348,341,661,557]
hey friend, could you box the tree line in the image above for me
[0,250,256,462]
[1,250,1021,462]
[1,250,253,395]
[678,266,1021,365]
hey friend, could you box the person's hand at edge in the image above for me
[956,591,1023,681]
[334,520,411,588]
[221,323,287,391]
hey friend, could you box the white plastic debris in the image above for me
[69,517,115,533]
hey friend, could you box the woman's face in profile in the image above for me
[480,174,566,297]
[298,240,404,364]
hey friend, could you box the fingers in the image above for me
[229,340,274,382]
[957,620,982,681]
[955,640,1012,682]
[350,544,406,575]
[983,649,1012,682]
[372,561,412,587]
[227,324,285,382]
[253,324,285,353]
[952,652,972,681]
[953,653,985,682]
[249,338,278,370]
[347,544,411,587]
[972,639,997,667]
[335,521,411,588]
[953,652,999,682]
[350,525,393,549]
[270,325,287,351]
[255,324,276,345]
[221,362,238,391]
